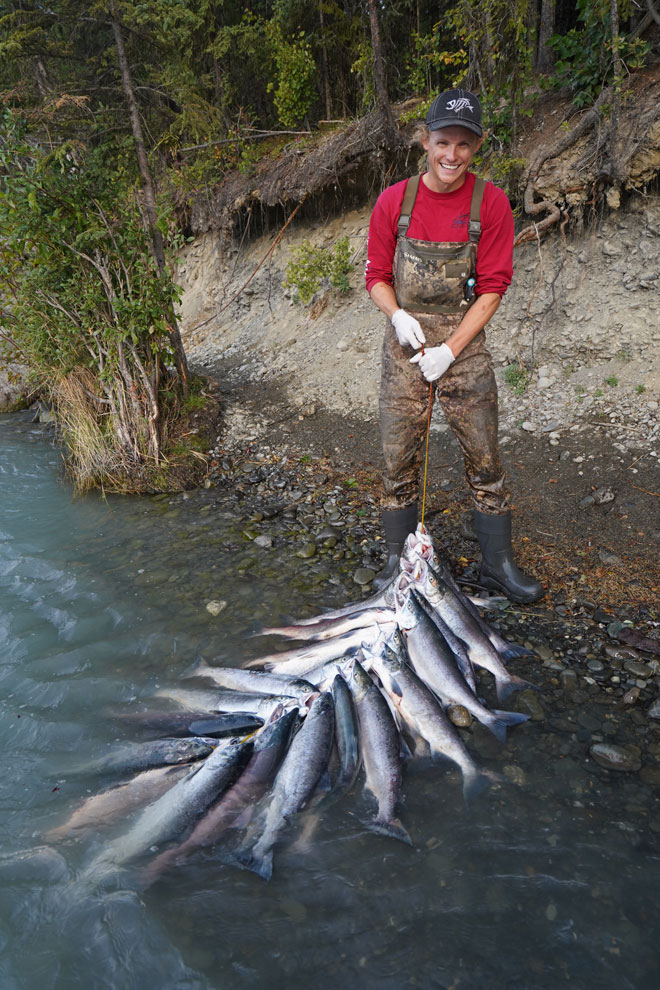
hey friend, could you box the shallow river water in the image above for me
[1,412,658,990]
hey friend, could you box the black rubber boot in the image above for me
[474,509,544,604]
[373,503,418,591]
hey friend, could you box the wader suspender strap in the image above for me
[397,173,422,237]
[396,174,487,245]
[468,176,486,244]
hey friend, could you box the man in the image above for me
[365,88,543,603]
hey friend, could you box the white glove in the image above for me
[409,343,455,382]
[391,309,426,350]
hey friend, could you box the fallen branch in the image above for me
[181,131,311,154]
[630,483,660,497]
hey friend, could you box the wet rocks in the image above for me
[296,543,317,559]
[205,600,227,616]
[447,704,472,728]
[590,743,642,772]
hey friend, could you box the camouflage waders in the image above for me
[380,173,509,515]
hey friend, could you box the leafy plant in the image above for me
[268,27,316,127]
[283,237,353,304]
[635,384,646,395]
[548,0,650,107]
[605,374,618,387]
[406,27,468,95]
[503,361,530,395]
[0,109,185,491]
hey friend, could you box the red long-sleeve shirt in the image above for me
[365,172,514,298]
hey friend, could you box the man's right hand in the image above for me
[391,309,426,350]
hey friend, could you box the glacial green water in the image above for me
[0,411,658,990]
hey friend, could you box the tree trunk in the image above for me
[610,0,622,180]
[109,2,189,390]
[366,0,399,146]
[319,1,332,120]
[536,0,557,73]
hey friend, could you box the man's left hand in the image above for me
[409,343,455,382]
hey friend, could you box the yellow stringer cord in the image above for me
[420,380,433,531]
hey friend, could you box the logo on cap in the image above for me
[446,98,474,114]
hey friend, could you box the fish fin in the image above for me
[232,845,273,881]
[398,735,415,760]
[496,641,536,661]
[485,710,530,744]
[493,709,530,727]
[313,770,332,796]
[365,817,413,846]
[495,674,539,703]
[463,769,500,804]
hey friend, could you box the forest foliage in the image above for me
[0,0,656,488]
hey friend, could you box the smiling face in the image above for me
[422,125,483,194]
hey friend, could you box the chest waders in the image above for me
[375,175,544,602]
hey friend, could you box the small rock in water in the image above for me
[515,690,544,721]
[206,600,227,617]
[296,543,317,559]
[533,643,554,662]
[589,743,641,772]
[353,567,375,586]
[604,644,639,661]
[447,704,472,728]
[254,535,273,549]
[623,687,640,705]
[280,898,308,922]
[502,764,526,786]
[623,660,653,679]
[647,699,660,719]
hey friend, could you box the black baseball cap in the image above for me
[426,89,483,138]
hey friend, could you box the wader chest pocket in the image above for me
[445,261,469,278]
[393,236,477,314]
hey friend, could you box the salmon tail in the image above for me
[495,673,539,703]
[462,768,500,804]
[485,710,530,744]
[496,641,536,661]
[233,844,273,881]
[365,817,413,846]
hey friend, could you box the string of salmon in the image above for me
[419,343,434,536]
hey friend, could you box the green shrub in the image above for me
[283,237,353,304]
[503,362,530,396]
[548,0,650,107]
